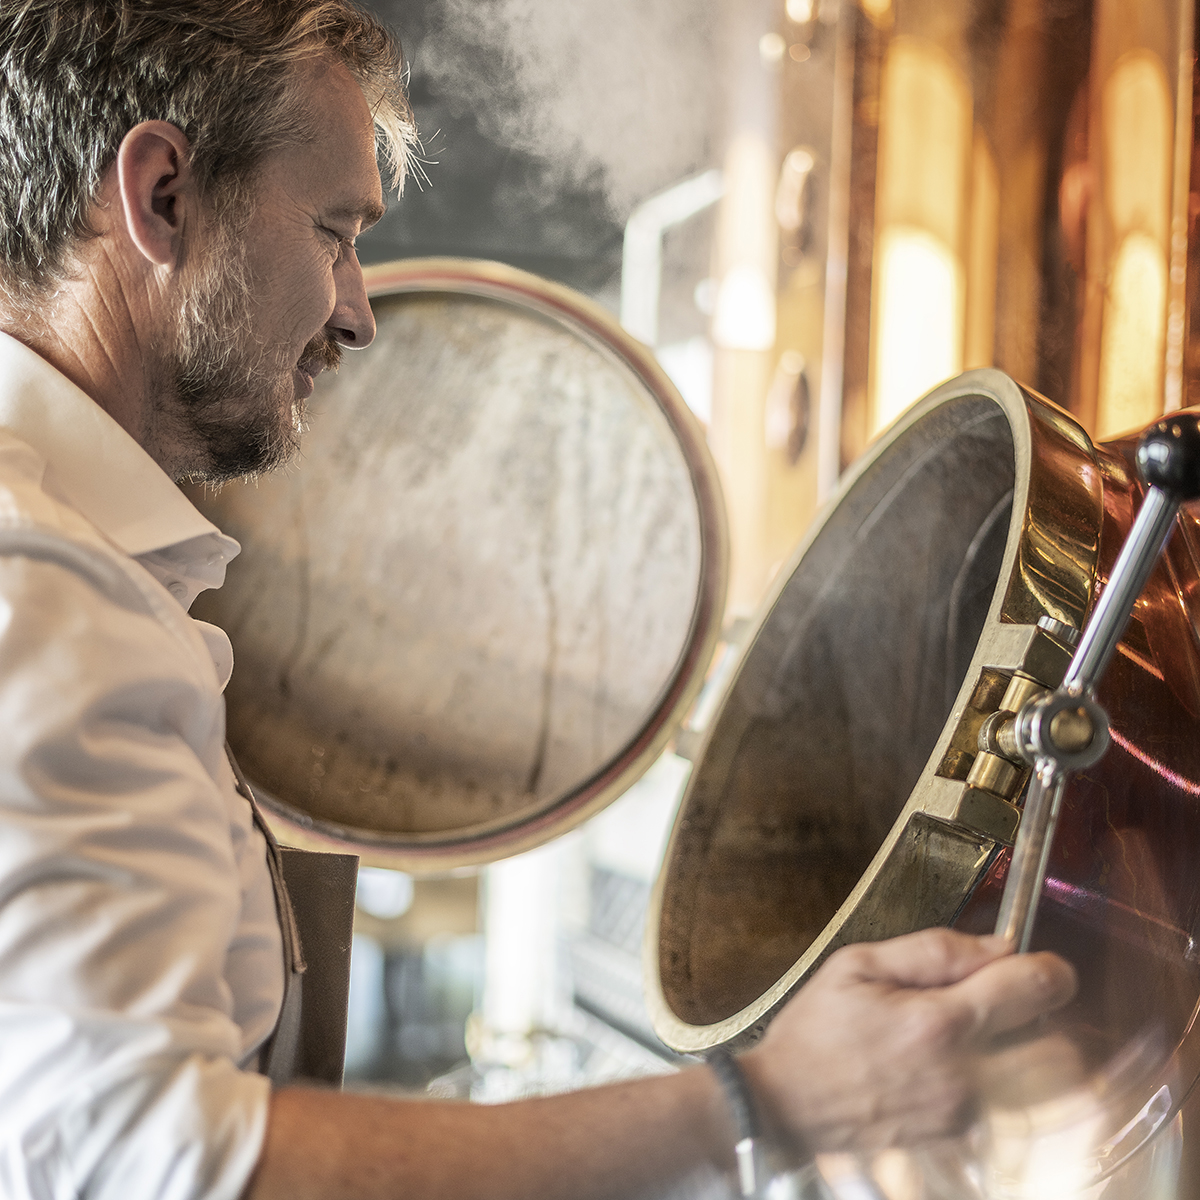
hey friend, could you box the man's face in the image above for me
[157,58,384,483]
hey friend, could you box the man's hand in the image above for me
[247,929,1076,1200]
[741,928,1077,1156]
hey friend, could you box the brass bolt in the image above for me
[1049,706,1093,752]
[978,710,1023,763]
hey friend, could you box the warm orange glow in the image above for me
[1102,51,1172,238]
[873,227,960,431]
[964,131,999,370]
[713,265,777,351]
[868,38,970,434]
[1098,231,1167,435]
[1094,49,1172,437]
[708,127,778,614]
[712,133,778,353]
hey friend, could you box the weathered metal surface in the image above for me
[192,259,727,871]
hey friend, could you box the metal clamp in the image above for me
[1014,691,1109,774]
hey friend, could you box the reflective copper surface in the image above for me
[649,369,1106,1052]
[648,368,1200,1191]
[952,435,1200,1184]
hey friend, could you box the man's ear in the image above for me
[114,120,195,271]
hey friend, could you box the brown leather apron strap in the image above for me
[226,744,306,1084]
[226,743,358,1088]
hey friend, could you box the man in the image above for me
[0,2,1075,1197]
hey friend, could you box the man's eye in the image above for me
[318,226,348,254]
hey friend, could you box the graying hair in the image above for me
[0,0,416,308]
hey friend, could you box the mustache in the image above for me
[299,332,342,375]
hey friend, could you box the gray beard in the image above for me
[151,219,338,485]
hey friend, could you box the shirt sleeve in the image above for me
[0,547,273,1200]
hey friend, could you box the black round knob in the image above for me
[1136,413,1200,500]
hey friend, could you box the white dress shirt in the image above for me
[0,332,283,1200]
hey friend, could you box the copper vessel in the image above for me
[648,368,1200,1190]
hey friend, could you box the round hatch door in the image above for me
[191,258,727,872]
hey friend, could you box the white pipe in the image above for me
[480,844,562,1049]
[620,169,725,347]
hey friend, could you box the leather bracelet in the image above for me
[707,1049,772,1198]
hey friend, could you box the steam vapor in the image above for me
[418,0,720,219]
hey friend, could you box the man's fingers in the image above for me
[950,950,1077,1041]
[831,928,1014,989]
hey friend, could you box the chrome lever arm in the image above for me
[995,413,1200,951]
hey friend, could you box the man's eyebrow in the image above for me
[326,200,386,230]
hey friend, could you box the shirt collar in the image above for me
[0,330,238,561]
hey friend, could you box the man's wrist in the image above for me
[707,1049,800,1198]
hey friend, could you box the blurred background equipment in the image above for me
[355,0,1198,616]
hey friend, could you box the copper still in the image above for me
[648,371,1200,1193]
[713,0,1198,611]
[193,260,1200,1188]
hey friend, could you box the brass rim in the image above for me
[645,368,1100,1051]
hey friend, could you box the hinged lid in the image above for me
[192,258,728,872]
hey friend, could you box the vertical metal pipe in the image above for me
[815,0,855,503]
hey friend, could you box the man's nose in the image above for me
[327,255,376,349]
